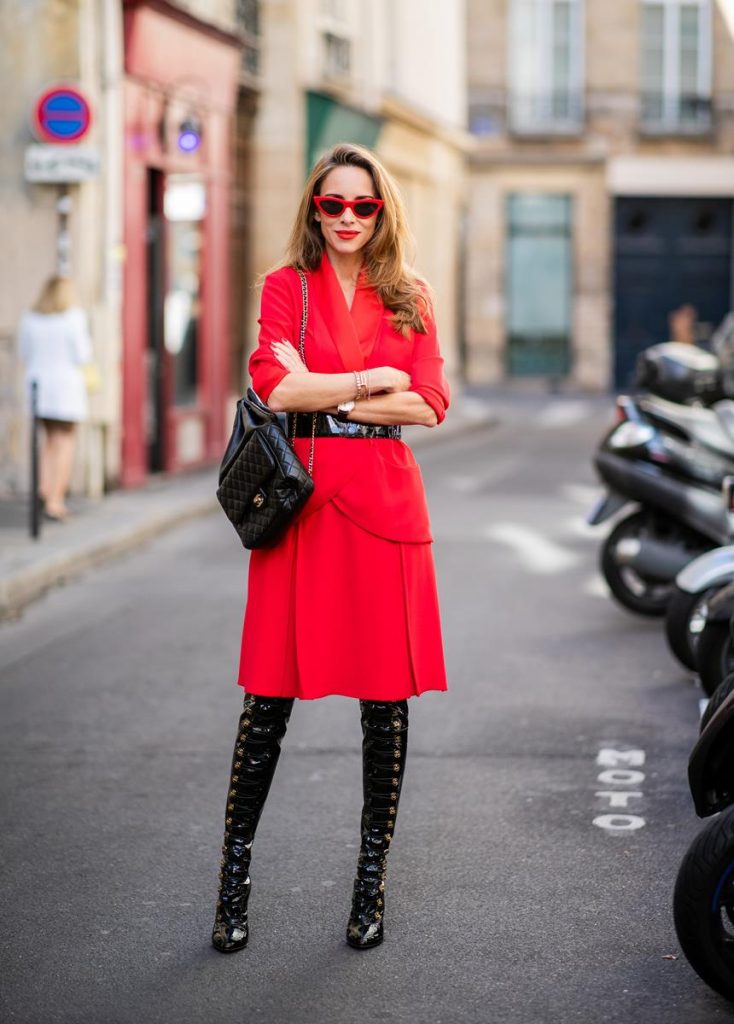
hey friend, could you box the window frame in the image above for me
[507,0,586,136]
[640,0,713,134]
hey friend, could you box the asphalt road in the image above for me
[1,394,730,1024]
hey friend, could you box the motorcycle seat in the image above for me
[639,395,734,459]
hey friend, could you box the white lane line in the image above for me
[536,400,594,428]
[561,515,602,541]
[561,483,604,507]
[583,574,608,598]
[446,457,524,494]
[484,522,581,574]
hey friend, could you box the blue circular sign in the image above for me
[34,87,91,143]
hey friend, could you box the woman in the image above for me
[212,142,450,954]
[18,275,93,521]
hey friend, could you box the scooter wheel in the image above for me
[600,512,672,617]
[699,672,734,734]
[697,621,734,698]
[674,806,734,1002]
[665,585,719,672]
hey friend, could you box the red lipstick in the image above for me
[336,231,359,239]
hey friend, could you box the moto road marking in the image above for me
[593,748,647,832]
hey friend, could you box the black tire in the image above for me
[697,621,734,698]
[666,585,719,672]
[674,807,734,1002]
[600,512,675,617]
[700,673,734,734]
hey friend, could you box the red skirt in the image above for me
[236,497,448,701]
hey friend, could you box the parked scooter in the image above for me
[674,685,734,1001]
[695,583,734,696]
[665,484,734,670]
[590,394,734,615]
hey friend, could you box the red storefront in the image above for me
[122,0,241,486]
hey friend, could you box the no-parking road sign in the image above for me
[33,86,92,144]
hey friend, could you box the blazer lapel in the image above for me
[351,279,384,363]
[310,251,365,371]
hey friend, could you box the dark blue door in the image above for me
[613,197,733,390]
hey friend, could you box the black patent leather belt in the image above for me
[289,411,401,440]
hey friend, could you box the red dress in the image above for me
[236,251,450,701]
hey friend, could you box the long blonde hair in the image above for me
[277,143,432,336]
[32,275,77,314]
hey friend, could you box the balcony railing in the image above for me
[640,92,713,134]
[508,90,585,135]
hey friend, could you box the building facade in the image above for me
[2,0,468,500]
[243,0,470,394]
[466,0,734,391]
[1,0,251,498]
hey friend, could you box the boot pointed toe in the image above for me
[212,919,249,953]
[346,917,384,949]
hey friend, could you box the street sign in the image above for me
[24,145,100,182]
[33,86,92,143]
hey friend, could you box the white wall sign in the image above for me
[24,145,100,183]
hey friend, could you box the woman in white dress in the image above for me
[18,276,93,521]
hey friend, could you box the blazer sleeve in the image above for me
[248,270,298,404]
[410,299,451,425]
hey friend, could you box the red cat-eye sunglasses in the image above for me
[313,195,385,219]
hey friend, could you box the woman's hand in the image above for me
[369,366,412,393]
[271,339,309,373]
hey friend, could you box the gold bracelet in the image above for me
[353,369,367,401]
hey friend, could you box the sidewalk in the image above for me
[0,394,496,621]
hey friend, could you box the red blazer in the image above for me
[247,251,451,544]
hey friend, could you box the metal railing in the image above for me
[640,92,713,133]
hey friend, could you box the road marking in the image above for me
[484,522,580,573]
[583,575,608,598]
[446,457,524,494]
[593,748,647,833]
[561,483,605,507]
[536,400,594,428]
[561,515,602,540]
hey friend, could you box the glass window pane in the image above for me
[510,0,542,124]
[506,195,572,375]
[552,1,572,119]
[164,175,204,407]
[680,5,700,94]
[641,4,665,121]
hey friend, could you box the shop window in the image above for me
[641,0,712,133]
[508,0,584,133]
[506,194,573,376]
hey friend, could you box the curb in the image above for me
[0,405,498,622]
[0,497,217,623]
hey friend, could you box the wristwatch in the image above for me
[336,400,355,422]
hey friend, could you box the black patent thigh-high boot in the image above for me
[211,693,294,953]
[346,699,409,950]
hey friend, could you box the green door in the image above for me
[506,193,572,377]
